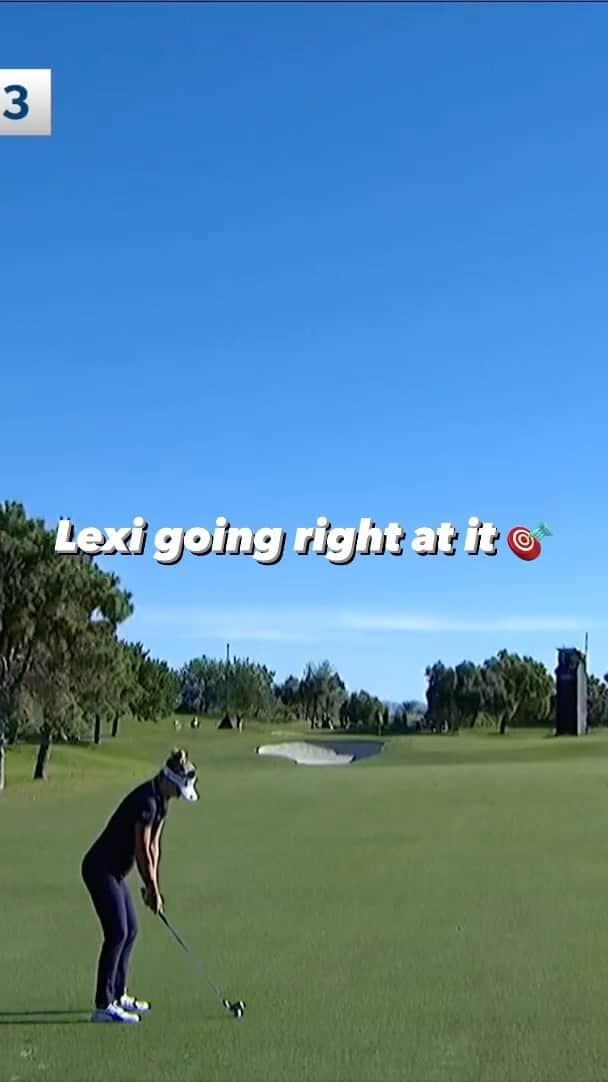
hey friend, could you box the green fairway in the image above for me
[3,722,608,1082]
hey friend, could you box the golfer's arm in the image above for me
[151,829,161,887]
[134,822,158,892]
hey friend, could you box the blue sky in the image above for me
[2,4,607,700]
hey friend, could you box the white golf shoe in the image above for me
[90,1002,140,1023]
[118,991,150,1013]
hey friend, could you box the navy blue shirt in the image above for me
[85,777,168,878]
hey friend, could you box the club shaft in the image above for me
[160,914,224,1001]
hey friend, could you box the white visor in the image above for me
[162,764,198,802]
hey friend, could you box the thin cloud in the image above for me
[128,605,312,642]
[338,611,595,633]
[129,604,599,640]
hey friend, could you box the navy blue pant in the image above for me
[82,855,138,1009]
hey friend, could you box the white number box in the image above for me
[0,69,52,136]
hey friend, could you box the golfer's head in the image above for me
[161,748,198,802]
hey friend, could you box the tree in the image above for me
[483,651,553,733]
[135,651,179,723]
[0,502,133,783]
[0,501,57,744]
[425,661,488,731]
[275,675,304,720]
[75,624,136,744]
[179,656,224,714]
[425,662,456,730]
[179,654,275,720]
[453,661,485,728]
[225,657,275,719]
[398,701,426,730]
[299,661,347,729]
[341,690,384,730]
[478,667,508,730]
[588,675,608,727]
[424,653,554,735]
[109,642,148,736]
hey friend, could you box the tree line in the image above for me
[425,654,608,732]
[0,503,179,785]
[2,501,608,789]
[181,654,421,730]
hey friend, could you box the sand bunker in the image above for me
[256,740,383,767]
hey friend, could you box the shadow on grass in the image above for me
[0,1010,90,1025]
[0,1010,87,1016]
[0,1008,234,1026]
[0,1018,90,1025]
[0,1008,89,1026]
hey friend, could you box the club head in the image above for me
[223,999,246,1019]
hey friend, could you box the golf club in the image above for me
[142,889,246,1019]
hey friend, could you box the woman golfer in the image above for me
[81,748,198,1023]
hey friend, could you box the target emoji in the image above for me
[507,522,552,561]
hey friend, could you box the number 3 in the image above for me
[3,84,29,120]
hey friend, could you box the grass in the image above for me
[3,720,608,1081]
